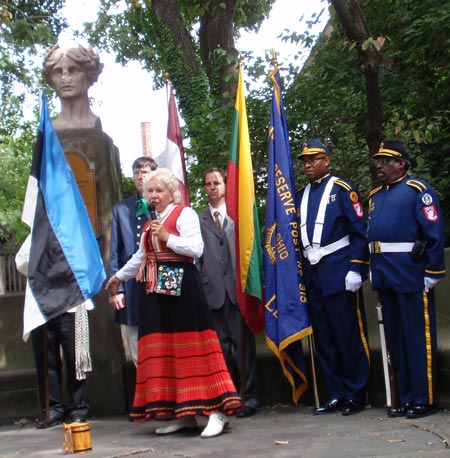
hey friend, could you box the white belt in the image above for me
[369,241,414,254]
[303,235,350,265]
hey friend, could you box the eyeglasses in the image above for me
[301,156,327,165]
[372,157,394,165]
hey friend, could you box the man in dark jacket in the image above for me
[368,140,445,419]
[109,156,157,366]
[198,167,260,418]
[296,139,370,416]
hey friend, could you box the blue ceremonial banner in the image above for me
[20,91,106,338]
[263,67,312,404]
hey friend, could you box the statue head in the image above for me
[42,44,104,129]
[43,44,104,99]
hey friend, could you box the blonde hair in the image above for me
[144,168,181,204]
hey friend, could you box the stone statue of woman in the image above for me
[43,44,104,130]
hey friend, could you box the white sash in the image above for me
[300,176,340,265]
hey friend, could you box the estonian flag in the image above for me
[19,91,106,339]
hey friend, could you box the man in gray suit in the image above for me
[198,167,260,418]
[109,156,157,366]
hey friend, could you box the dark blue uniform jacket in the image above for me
[295,173,369,296]
[368,175,445,293]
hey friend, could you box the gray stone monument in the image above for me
[43,44,126,416]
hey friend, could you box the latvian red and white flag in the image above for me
[162,84,190,206]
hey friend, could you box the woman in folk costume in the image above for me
[106,168,240,438]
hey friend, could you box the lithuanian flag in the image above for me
[225,63,264,335]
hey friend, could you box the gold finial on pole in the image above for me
[237,53,244,70]
[164,72,170,84]
[271,49,278,69]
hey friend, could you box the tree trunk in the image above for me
[330,0,384,155]
[151,0,239,116]
[152,0,200,80]
[199,0,239,99]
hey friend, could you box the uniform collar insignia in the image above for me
[312,172,331,186]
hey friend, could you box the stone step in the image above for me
[1,334,450,426]
[255,340,450,409]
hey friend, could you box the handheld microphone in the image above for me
[147,203,158,220]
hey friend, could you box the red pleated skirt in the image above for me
[130,263,241,421]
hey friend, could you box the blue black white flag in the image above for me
[263,67,312,404]
[20,91,106,339]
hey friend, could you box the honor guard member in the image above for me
[109,156,157,367]
[368,140,445,419]
[296,139,370,416]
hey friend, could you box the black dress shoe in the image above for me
[405,404,436,419]
[236,406,257,418]
[387,403,411,418]
[341,400,364,416]
[36,417,63,429]
[313,399,344,415]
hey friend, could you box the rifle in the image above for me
[376,301,399,408]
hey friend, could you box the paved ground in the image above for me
[1,404,449,458]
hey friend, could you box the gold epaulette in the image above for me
[406,179,427,193]
[335,179,352,191]
[369,186,382,198]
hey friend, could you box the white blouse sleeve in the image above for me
[166,207,204,258]
[116,246,145,282]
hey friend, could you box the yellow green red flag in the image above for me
[225,63,264,334]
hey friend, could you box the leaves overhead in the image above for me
[286,0,450,241]
[1,0,449,245]
[85,0,276,204]
[0,0,66,244]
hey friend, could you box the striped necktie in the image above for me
[214,210,222,232]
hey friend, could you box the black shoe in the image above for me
[36,417,63,429]
[313,399,344,415]
[387,403,411,418]
[236,406,257,418]
[405,404,436,419]
[341,400,364,416]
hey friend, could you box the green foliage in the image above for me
[286,0,450,242]
[85,0,277,212]
[232,0,276,32]
[186,95,234,210]
[0,1,65,89]
[2,0,450,247]
[0,1,66,244]
[0,131,34,244]
[121,174,136,199]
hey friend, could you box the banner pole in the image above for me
[308,334,319,408]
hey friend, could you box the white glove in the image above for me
[424,277,439,292]
[345,271,362,292]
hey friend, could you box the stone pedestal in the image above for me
[57,126,126,416]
